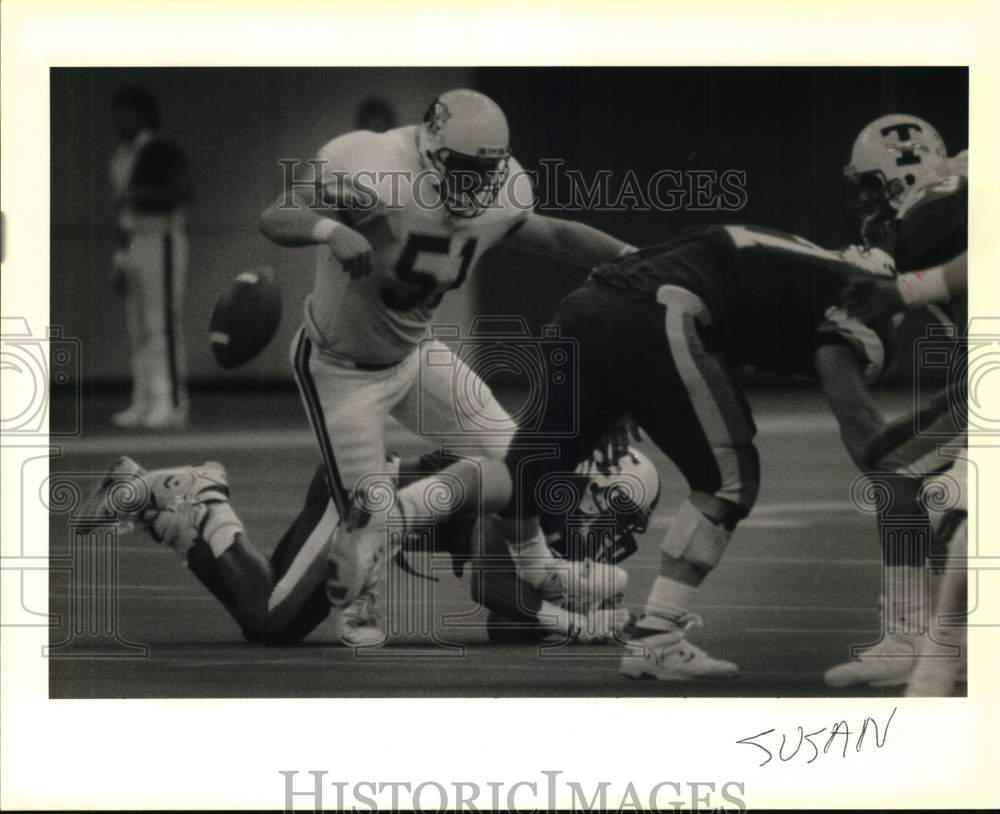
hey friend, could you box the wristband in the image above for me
[897,267,950,307]
[311,217,340,243]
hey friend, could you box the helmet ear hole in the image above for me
[905,173,916,186]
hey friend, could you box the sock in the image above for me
[507,526,558,590]
[643,576,699,625]
[201,502,244,558]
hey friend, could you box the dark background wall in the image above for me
[51,67,967,384]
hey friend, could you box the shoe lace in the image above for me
[674,611,704,635]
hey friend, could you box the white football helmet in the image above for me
[843,114,950,247]
[553,447,660,563]
[417,88,511,218]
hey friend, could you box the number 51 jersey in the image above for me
[304,125,534,365]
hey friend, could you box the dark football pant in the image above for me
[187,463,336,645]
[502,282,760,524]
[201,451,461,645]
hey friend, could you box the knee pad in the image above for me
[661,498,732,571]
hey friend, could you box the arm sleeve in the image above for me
[894,177,968,271]
[129,139,194,211]
[314,135,382,228]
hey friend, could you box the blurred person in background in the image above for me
[354,96,398,133]
[109,85,194,429]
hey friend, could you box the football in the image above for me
[208,266,282,369]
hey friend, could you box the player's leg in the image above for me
[112,249,150,427]
[293,328,402,623]
[906,459,968,695]
[388,339,516,533]
[621,286,758,679]
[126,229,186,429]
[90,456,273,637]
[825,387,966,687]
[144,226,189,426]
[491,287,633,609]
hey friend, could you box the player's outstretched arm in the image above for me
[814,343,884,471]
[840,251,967,322]
[896,250,968,307]
[259,181,374,277]
[501,212,636,268]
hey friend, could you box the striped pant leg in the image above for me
[261,464,342,643]
[290,329,409,512]
[642,285,759,520]
[261,331,412,640]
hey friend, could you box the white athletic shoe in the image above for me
[111,405,147,428]
[572,606,632,644]
[140,459,230,513]
[620,614,739,680]
[905,631,966,697]
[149,498,207,557]
[533,558,628,612]
[824,633,920,688]
[142,405,189,430]
[85,455,149,527]
[88,456,229,536]
[331,575,386,647]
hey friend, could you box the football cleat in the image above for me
[563,559,629,613]
[331,574,386,647]
[87,456,230,534]
[620,614,739,680]
[571,606,633,644]
[824,633,920,688]
[905,631,966,697]
[141,459,230,514]
[529,558,628,612]
[148,498,207,557]
[85,455,149,528]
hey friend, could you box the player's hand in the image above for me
[598,414,643,466]
[839,276,905,323]
[328,225,374,279]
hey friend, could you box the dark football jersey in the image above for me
[589,224,889,380]
[894,175,967,272]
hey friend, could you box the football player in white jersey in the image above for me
[89,89,635,647]
[247,88,636,640]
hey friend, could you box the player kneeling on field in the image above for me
[467,447,659,644]
[85,444,653,649]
